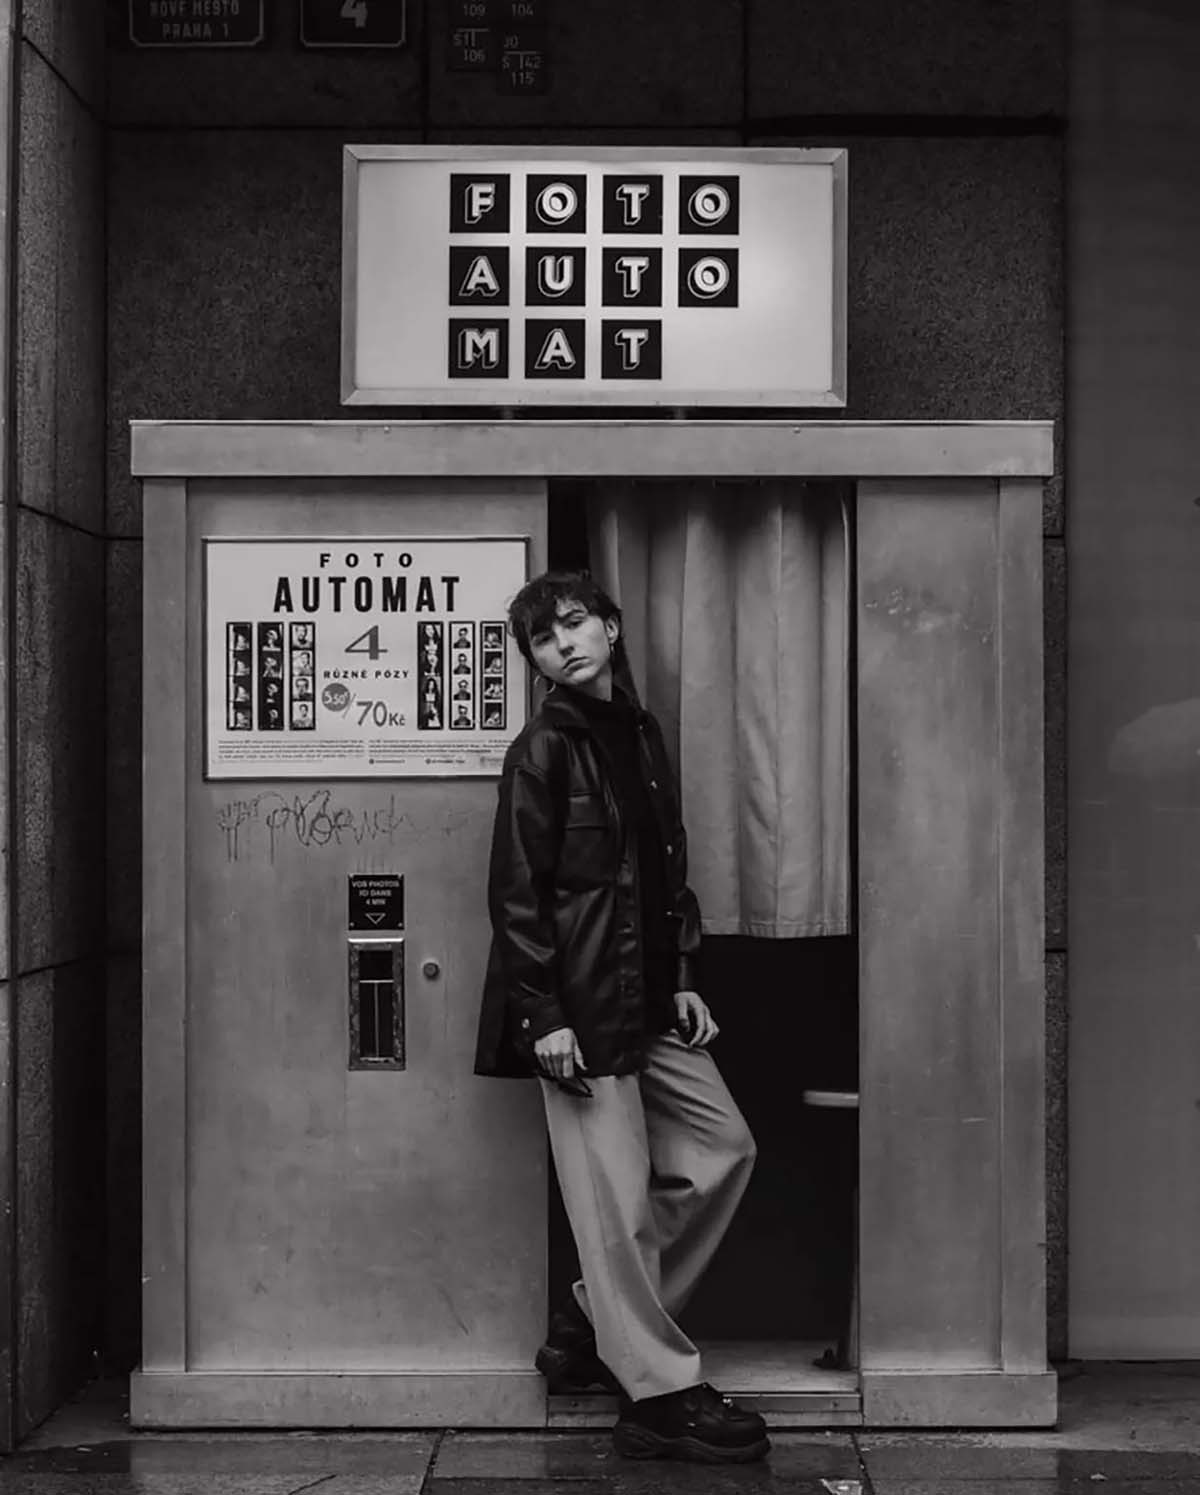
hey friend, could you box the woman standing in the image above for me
[474,570,767,1465]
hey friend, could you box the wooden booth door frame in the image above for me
[131,421,1055,1429]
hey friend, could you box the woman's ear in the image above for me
[604,616,620,646]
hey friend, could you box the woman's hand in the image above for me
[674,990,718,1047]
[533,1026,587,1080]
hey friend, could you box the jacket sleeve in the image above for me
[487,755,569,1043]
[668,817,703,993]
[643,713,703,992]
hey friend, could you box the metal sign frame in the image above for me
[341,145,848,410]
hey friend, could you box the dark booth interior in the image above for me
[545,483,860,1349]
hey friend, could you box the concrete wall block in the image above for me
[16,45,59,527]
[0,544,8,988]
[746,136,1063,423]
[106,0,422,129]
[105,953,143,1370]
[748,0,1065,118]
[430,127,743,145]
[1044,538,1066,949]
[15,510,106,973]
[1045,950,1067,1361]
[429,0,743,130]
[55,88,106,538]
[22,0,106,115]
[16,48,105,535]
[16,963,107,1438]
[845,135,1062,422]
[106,540,142,955]
[106,129,419,537]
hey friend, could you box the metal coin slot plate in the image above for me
[348,937,406,1070]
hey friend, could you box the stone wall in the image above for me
[8,0,107,1439]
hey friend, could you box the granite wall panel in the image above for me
[748,0,1065,119]
[429,0,743,131]
[15,963,107,1438]
[22,0,105,114]
[1045,950,1067,1362]
[827,136,1063,432]
[105,539,141,957]
[17,44,105,536]
[106,128,419,537]
[1044,539,1066,950]
[106,0,422,129]
[15,508,106,974]
[104,953,142,1370]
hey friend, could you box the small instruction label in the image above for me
[349,873,405,930]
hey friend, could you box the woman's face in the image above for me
[529,599,618,699]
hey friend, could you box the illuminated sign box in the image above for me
[342,146,847,408]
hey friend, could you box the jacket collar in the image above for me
[540,681,646,731]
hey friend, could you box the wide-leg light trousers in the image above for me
[540,1032,756,1402]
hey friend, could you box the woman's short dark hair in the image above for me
[507,570,623,667]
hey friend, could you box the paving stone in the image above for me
[867,1483,1196,1495]
[431,1429,859,1488]
[859,1441,1200,1480]
[4,1434,436,1476]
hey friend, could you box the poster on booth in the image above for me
[204,536,529,779]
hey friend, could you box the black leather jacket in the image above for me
[474,685,702,1078]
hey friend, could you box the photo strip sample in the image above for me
[257,622,286,730]
[417,621,445,730]
[226,619,319,732]
[480,620,507,730]
[290,622,315,730]
[449,621,476,730]
[227,622,253,729]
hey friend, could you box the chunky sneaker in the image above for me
[534,1298,622,1395]
[612,1382,770,1463]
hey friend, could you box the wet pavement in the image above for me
[5,1366,1200,1494]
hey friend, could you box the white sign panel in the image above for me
[343,146,847,408]
[204,536,529,779]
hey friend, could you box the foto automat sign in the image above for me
[204,536,528,779]
[342,146,847,408]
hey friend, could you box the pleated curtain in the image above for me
[587,480,851,938]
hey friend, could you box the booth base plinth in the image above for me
[129,1370,547,1428]
[860,1370,1059,1427]
[130,1361,1057,1431]
[552,1342,861,1428]
[549,1393,862,1430]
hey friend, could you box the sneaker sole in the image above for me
[612,1423,770,1463]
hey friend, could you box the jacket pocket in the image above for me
[559,792,610,887]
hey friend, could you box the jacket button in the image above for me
[521,1018,531,1029]
[666,843,673,855]
[649,779,658,789]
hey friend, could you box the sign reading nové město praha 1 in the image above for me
[342,146,847,408]
[129,0,264,46]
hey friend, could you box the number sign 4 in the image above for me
[300,0,407,47]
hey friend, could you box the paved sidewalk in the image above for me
[4,1365,1200,1493]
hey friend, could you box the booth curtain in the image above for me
[587,480,851,938]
